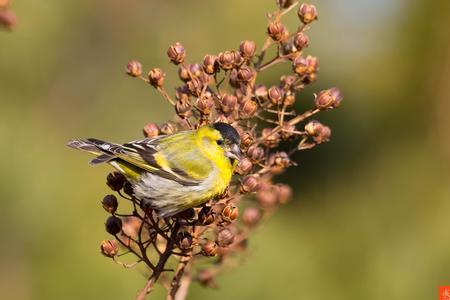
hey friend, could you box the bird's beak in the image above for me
[225,144,242,161]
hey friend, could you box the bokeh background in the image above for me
[1,0,450,299]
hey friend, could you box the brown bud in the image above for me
[178,64,191,82]
[160,122,177,135]
[186,77,203,96]
[175,97,192,119]
[298,3,318,24]
[275,184,292,204]
[240,175,259,193]
[232,50,244,67]
[221,205,239,222]
[216,228,234,247]
[293,32,309,50]
[102,194,118,214]
[203,54,218,74]
[293,55,309,76]
[284,92,296,106]
[176,232,193,250]
[167,42,186,64]
[218,51,234,70]
[242,207,261,227]
[314,87,343,109]
[247,145,264,163]
[262,128,280,148]
[126,60,142,77]
[196,93,214,115]
[239,40,256,59]
[269,152,290,173]
[220,94,238,114]
[267,22,288,42]
[267,86,283,105]
[198,207,215,225]
[256,184,278,208]
[281,123,296,140]
[241,131,254,147]
[100,240,119,258]
[254,84,268,102]
[106,172,126,191]
[277,0,294,9]
[105,216,122,235]
[201,240,218,256]
[148,68,165,88]
[189,64,202,78]
[280,75,297,90]
[304,120,331,143]
[306,55,319,74]
[0,10,16,30]
[143,122,160,138]
[237,66,255,82]
[240,99,258,118]
[235,157,253,175]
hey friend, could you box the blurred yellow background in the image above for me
[1,0,450,299]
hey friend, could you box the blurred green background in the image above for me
[1,0,450,299]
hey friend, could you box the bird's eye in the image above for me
[217,139,224,146]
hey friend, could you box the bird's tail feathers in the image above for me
[67,138,116,165]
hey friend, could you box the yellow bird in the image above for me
[68,122,242,217]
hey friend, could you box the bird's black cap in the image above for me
[212,122,241,145]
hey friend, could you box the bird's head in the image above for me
[198,122,242,164]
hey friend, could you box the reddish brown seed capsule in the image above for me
[242,207,261,227]
[100,240,119,258]
[304,120,331,143]
[216,228,235,247]
[196,94,214,115]
[220,94,238,114]
[240,99,258,118]
[201,240,218,256]
[269,152,290,174]
[247,145,264,163]
[267,21,288,42]
[102,194,118,214]
[143,122,160,138]
[314,87,343,109]
[175,97,192,119]
[232,50,244,67]
[241,131,254,147]
[262,127,281,148]
[126,60,142,77]
[203,54,218,74]
[293,32,309,50]
[218,51,234,70]
[293,56,309,76]
[237,66,255,82]
[235,157,253,175]
[178,64,191,82]
[106,172,126,191]
[298,3,318,24]
[148,68,165,88]
[281,123,296,140]
[105,216,122,235]
[240,175,259,193]
[167,42,186,64]
[198,207,215,225]
[276,184,293,204]
[221,205,239,222]
[239,40,256,59]
[160,122,177,135]
[268,86,283,105]
[254,84,268,102]
[256,184,278,208]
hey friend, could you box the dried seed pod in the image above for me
[196,93,214,115]
[198,206,215,225]
[232,50,244,67]
[256,184,278,208]
[187,77,203,96]
[203,54,218,74]
[143,122,160,138]
[221,205,239,222]
[247,145,264,163]
[298,3,318,24]
[293,55,309,76]
[241,131,254,147]
[304,120,331,143]
[106,172,126,191]
[176,232,193,250]
[275,184,293,204]
[218,51,234,70]
[240,175,259,193]
[237,66,255,82]
[160,122,177,135]
[314,87,343,109]
[201,240,218,256]
[167,42,186,64]
[216,228,235,247]
[268,86,283,105]
[267,21,288,42]
[281,123,296,140]
[240,99,258,118]
[126,60,142,77]
[178,64,191,82]
[190,64,202,78]
[262,127,281,148]
[254,84,268,102]
[280,75,297,90]
[284,92,296,106]
[102,194,118,214]
[175,97,192,119]
[242,207,261,227]
[148,68,165,88]
[269,151,290,173]
[105,216,122,235]
[235,157,253,175]
[100,240,119,258]
[220,94,238,114]
[293,32,309,50]
[239,40,256,59]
